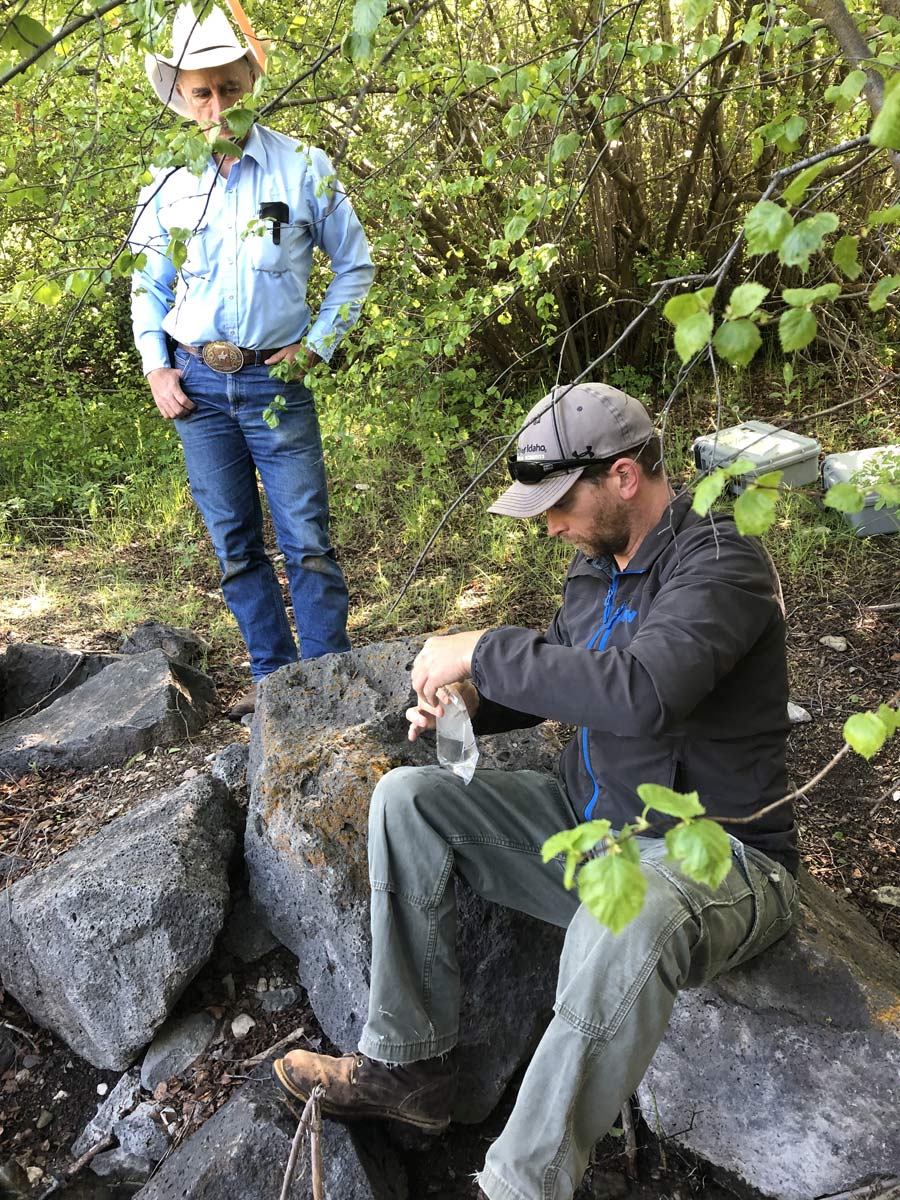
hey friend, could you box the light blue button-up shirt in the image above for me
[129,124,374,374]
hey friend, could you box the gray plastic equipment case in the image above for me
[821,445,900,537]
[693,420,821,495]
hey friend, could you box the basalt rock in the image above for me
[639,871,900,1200]
[0,641,115,720]
[0,775,238,1069]
[246,638,566,1125]
[0,649,218,776]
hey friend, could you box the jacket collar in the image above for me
[568,490,694,580]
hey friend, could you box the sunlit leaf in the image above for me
[637,784,705,821]
[778,212,839,271]
[665,820,732,889]
[352,0,388,37]
[726,282,769,319]
[832,236,862,280]
[744,201,793,255]
[734,485,779,534]
[782,162,828,206]
[868,275,900,311]
[782,284,840,307]
[779,306,817,351]
[869,73,900,149]
[693,468,727,516]
[844,711,890,759]
[824,482,866,513]
[713,318,762,368]
[550,132,580,164]
[674,311,713,362]
[577,853,647,934]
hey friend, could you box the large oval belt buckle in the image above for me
[201,340,244,373]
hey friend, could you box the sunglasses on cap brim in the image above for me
[506,455,604,484]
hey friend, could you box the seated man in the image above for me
[273,383,799,1200]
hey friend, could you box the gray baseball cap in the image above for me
[489,383,655,518]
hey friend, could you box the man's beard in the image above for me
[572,508,632,561]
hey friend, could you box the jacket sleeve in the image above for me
[470,530,782,737]
[472,594,570,735]
[129,173,178,375]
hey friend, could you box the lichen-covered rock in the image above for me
[639,872,900,1199]
[246,638,565,1124]
[0,649,218,776]
[0,776,239,1069]
[120,620,210,668]
[134,1067,407,1200]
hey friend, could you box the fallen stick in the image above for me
[279,1084,326,1200]
[37,1134,116,1198]
[240,1025,306,1068]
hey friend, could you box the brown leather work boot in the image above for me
[272,1049,454,1132]
[227,684,257,721]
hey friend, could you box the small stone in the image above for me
[182,767,199,780]
[21,1055,41,1070]
[52,1089,68,1101]
[872,885,900,908]
[230,1014,256,1039]
[255,977,268,992]
[25,1165,44,1184]
[787,702,812,724]
[259,987,301,1015]
[14,1069,30,1084]
[97,1083,109,1096]
[819,635,848,652]
[35,1109,53,1129]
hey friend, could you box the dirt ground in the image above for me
[0,545,898,1198]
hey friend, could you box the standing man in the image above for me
[130,4,374,718]
[272,383,799,1200]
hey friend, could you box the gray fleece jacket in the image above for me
[470,491,798,875]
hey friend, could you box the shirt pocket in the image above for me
[159,197,213,279]
[247,223,303,274]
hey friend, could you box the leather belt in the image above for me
[178,341,279,373]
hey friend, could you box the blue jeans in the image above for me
[173,348,350,677]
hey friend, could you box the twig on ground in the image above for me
[817,1179,900,1200]
[37,1134,116,1197]
[620,1099,637,1179]
[1,1019,41,1051]
[279,1084,326,1200]
[240,1025,306,1068]
[864,602,900,612]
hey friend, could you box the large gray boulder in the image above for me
[0,641,115,719]
[0,775,239,1069]
[0,649,218,776]
[639,872,900,1199]
[246,638,566,1124]
[134,1066,407,1199]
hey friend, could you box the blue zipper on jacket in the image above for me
[580,569,643,820]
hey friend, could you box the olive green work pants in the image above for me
[358,765,798,1200]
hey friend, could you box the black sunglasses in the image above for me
[507,455,604,484]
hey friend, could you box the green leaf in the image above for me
[782,162,828,206]
[876,705,900,733]
[169,239,188,271]
[663,292,704,324]
[843,711,890,760]
[869,73,900,150]
[868,274,900,312]
[692,468,727,516]
[674,311,713,362]
[577,854,647,935]
[682,0,715,31]
[823,482,866,512]
[211,138,243,159]
[550,132,580,165]
[876,479,900,506]
[726,283,769,319]
[734,485,779,535]
[867,205,900,226]
[504,215,530,242]
[778,212,839,271]
[342,30,372,63]
[32,279,62,306]
[782,283,841,307]
[744,201,793,255]
[713,318,762,368]
[352,0,388,37]
[637,784,704,821]
[220,106,256,138]
[542,821,611,889]
[665,820,732,889]
[833,236,862,281]
[0,14,51,60]
[779,307,817,352]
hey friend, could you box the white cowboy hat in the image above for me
[145,3,265,117]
